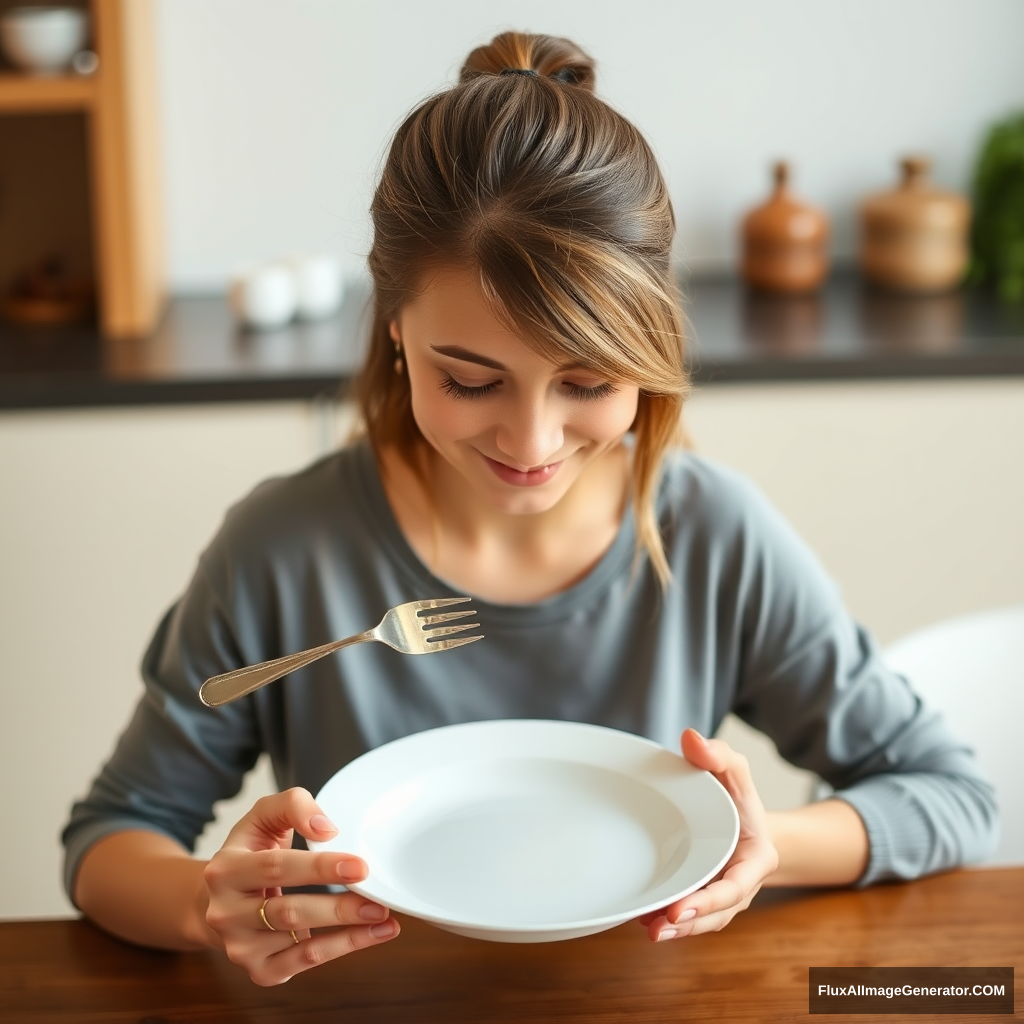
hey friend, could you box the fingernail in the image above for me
[370,919,398,939]
[670,908,697,925]
[310,813,336,833]
[358,903,387,922]
[336,857,365,881]
[656,926,680,942]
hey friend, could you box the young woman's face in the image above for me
[390,265,640,516]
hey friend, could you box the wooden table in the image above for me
[2,868,1020,1023]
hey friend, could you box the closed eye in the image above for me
[563,381,618,401]
[438,375,618,401]
[438,375,501,399]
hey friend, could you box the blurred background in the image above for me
[1,0,1023,918]
[159,0,1024,289]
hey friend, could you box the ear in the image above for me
[389,321,401,344]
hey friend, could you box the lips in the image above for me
[482,454,562,487]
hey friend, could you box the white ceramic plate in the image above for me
[309,720,739,942]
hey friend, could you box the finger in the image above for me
[635,865,741,928]
[223,788,340,852]
[645,911,690,942]
[681,730,771,830]
[258,891,391,934]
[680,729,748,778]
[647,899,751,942]
[637,905,690,927]
[663,860,764,924]
[252,919,402,987]
[672,874,744,920]
[206,845,368,894]
[638,845,768,934]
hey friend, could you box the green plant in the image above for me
[969,110,1024,302]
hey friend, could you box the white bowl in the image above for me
[0,7,88,75]
[289,253,344,321]
[228,263,297,330]
[310,720,739,943]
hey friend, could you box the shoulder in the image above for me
[147,438,391,672]
[200,438,378,581]
[657,447,773,536]
[655,447,839,605]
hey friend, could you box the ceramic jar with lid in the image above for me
[741,162,830,294]
[860,157,970,293]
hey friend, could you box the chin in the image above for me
[462,467,568,514]
[492,490,567,516]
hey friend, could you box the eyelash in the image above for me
[565,381,618,401]
[438,375,617,401]
[438,376,500,399]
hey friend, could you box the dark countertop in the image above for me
[2,274,1024,411]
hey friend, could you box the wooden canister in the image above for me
[860,157,970,292]
[741,162,829,294]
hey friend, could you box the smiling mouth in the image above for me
[482,454,563,487]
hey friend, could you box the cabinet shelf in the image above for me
[0,0,162,339]
[0,73,97,113]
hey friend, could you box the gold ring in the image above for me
[258,897,277,932]
[290,930,300,944]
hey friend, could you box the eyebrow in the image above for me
[430,345,585,373]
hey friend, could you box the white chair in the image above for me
[883,605,1024,867]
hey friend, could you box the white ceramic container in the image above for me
[228,263,297,331]
[289,253,344,321]
[0,6,88,75]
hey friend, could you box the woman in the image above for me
[64,31,997,986]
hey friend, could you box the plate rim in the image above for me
[310,719,740,935]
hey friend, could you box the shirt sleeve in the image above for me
[724,476,999,885]
[61,556,264,906]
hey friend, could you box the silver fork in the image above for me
[199,597,482,707]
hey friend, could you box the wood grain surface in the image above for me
[1,867,1019,1023]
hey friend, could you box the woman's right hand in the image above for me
[203,787,399,986]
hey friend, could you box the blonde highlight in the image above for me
[356,31,690,587]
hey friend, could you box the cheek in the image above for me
[408,376,484,442]
[569,390,640,440]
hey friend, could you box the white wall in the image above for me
[0,401,355,919]
[154,0,1024,290]
[685,379,1024,644]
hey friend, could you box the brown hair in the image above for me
[357,31,690,586]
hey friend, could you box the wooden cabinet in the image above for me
[0,0,162,337]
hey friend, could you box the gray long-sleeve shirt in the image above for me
[62,440,998,900]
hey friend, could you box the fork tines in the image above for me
[420,608,476,626]
[428,634,484,650]
[414,596,482,649]
[424,621,481,639]
[414,596,472,612]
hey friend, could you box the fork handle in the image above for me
[199,631,374,707]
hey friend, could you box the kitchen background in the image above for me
[2,0,1023,918]
[158,0,1024,289]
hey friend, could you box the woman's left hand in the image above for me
[639,728,779,942]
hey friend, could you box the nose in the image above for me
[493,394,565,470]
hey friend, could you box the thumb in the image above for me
[680,727,731,773]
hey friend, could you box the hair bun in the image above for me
[461,31,596,92]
